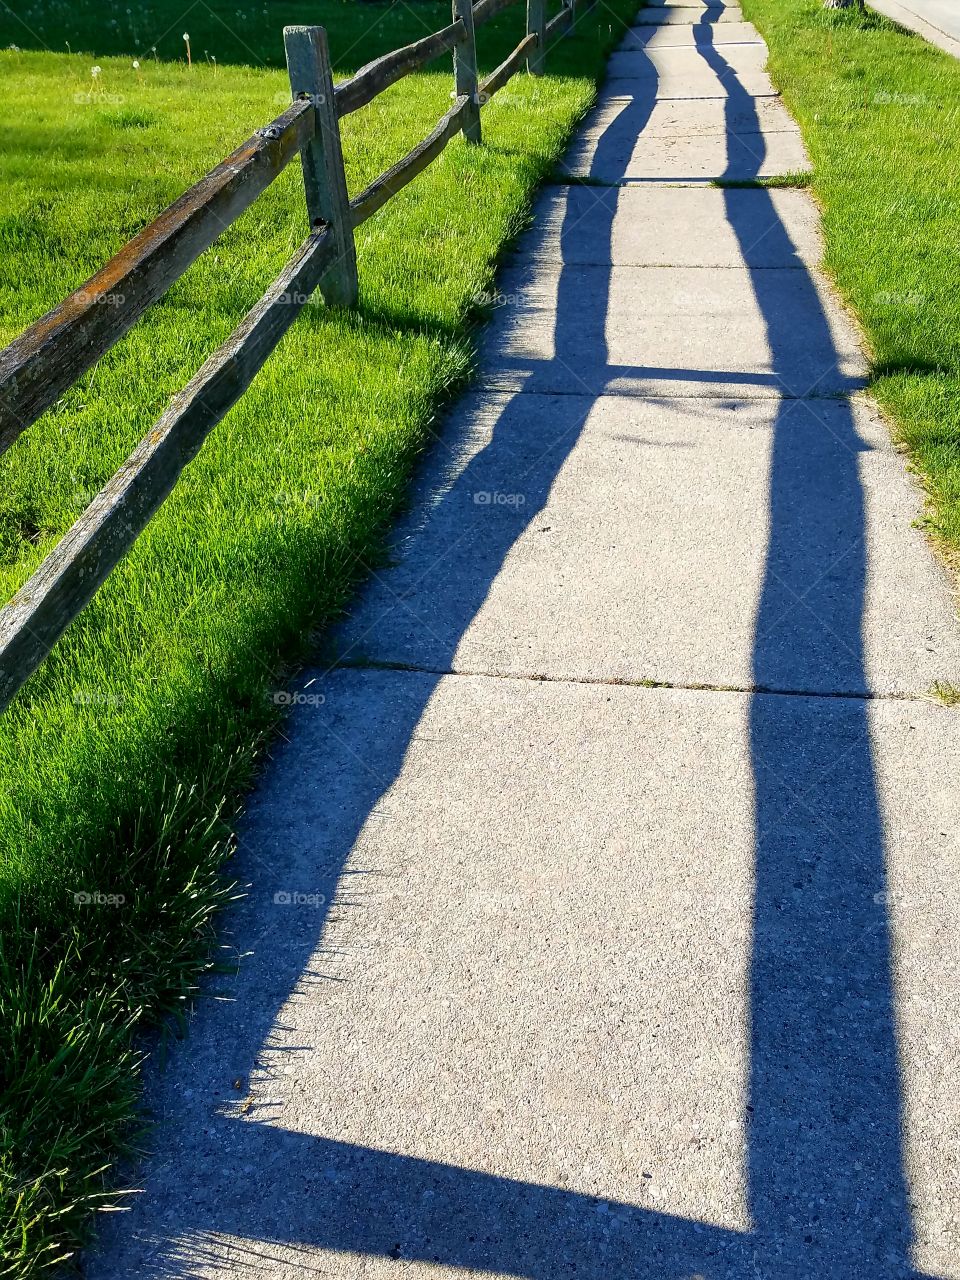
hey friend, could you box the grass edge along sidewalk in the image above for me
[741,0,960,575]
[0,3,638,1274]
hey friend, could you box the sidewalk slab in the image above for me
[870,0,960,59]
[642,0,740,8]
[563,94,801,179]
[623,22,763,47]
[561,92,805,181]
[476,260,867,399]
[333,392,960,696]
[85,671,960,1279]
[606,44,777,98]
[633,6,745,21]
[561,128,809,183]
[514,187,823,268]
[580,92,800,138]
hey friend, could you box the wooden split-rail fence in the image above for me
[0,0,580,709]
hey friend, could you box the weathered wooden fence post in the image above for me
[527,0,546,74]
[283,25,358,308]
[452,0,481,141]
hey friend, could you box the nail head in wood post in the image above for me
[453,0,481,142]
[283,25,358,308]
[527,0,546,74]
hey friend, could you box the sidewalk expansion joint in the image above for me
[517,260,812,270]
[547,178,800,189]
[332,657,931,704]
[475,385,863,402]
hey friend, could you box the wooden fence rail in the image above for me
[0,99,314,455]
[0,0,581,709]
[335,18,466,118]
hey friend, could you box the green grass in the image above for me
[740,0,960,560]
[1,0,515,68]
[711,170,813,189]
[0,1,638,1272]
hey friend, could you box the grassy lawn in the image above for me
[741,0,960,561]
[0,1,638,1272]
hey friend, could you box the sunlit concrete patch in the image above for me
[332,391,960,696]
[515,187,822,268]
[475,260,867,398]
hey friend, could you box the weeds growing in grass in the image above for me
[0,1,637,1271]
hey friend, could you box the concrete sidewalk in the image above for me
[870,0,960,59]
[89,4,960,1279]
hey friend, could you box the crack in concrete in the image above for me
[332,656,939,704]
